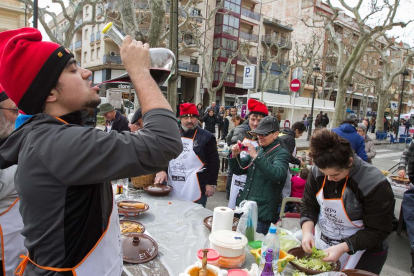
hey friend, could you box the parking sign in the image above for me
[243,65,256,89]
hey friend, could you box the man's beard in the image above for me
[182,123,196,132]
[82,98,101,109]
[0,114,15,139]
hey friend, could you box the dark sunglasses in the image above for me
[0,108,19,115]
[254,132,274,137]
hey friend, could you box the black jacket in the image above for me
[104,110,130,133]
[301,155,393,255]
[203,113,218,133]
[278,128,301,165]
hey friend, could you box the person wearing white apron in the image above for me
[15,197,122,276]
[301,129,394,275]
[0,198,26,276]
[228,138,257,209]
[226,99,269,208]
[155,103,220,207]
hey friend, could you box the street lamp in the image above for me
[307,63,321,141]
[395,69,409,139]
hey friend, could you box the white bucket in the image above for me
[209,230,248,258]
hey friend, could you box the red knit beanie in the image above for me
[248,99,268,117]
[180,103,199,117]
[0,27,74,115]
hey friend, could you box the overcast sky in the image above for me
[36,0,413,46]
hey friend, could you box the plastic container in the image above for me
[209,230,248,257]
[197,248,220,266]
[259,225,280,274]
[227,269,250,276]
[217,253,246,268]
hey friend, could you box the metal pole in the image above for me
[33,0,38,28]
[396,70,409,140]
[290,92,296,123]
[307,64,320,141]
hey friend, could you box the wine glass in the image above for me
[101,22,175,86]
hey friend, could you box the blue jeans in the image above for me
[403,187,414,251]
[195,194,207,208]
[256,221,271,235]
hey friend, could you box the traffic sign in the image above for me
[290,79,301,92]
[292,67,304,79]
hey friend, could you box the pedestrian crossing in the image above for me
[374,148,403,159]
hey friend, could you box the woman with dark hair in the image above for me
[196,103,204,121]
[301,129,393,274]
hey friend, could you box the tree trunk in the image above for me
[147,0,165,47]
[118,0,139,40]
[167,0,179,115]
[332,85,347,128]
[376,92,387,132]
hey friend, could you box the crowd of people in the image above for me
[0,26,412,276]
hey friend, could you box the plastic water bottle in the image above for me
[259,225,280,274]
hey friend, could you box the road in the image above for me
[207,142,412,275]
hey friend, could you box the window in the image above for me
[85,6,90,16]
[91,49,94,60]
[97,47,100,58]
[84,29,89,40]
[83,51,87,63]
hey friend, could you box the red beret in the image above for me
[248,99,268,117]
[180,103,199,117]
[0,27,74,114]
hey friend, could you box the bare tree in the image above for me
[356,37,414,132]
[18,0,108,48]
[304,0,412,128]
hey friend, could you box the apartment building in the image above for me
[0,0,27,32]
[209,0,293,108]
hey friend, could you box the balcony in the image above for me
[178,61,199,73]
[241,7,260,21]
[239,31,258,41]
[261,34,292,49]
[263,18,293,32]
[237,55,257,64]
[103,54,122,65]
[90,34,95,44]
[74,40,82,51]
[236,76,243,84]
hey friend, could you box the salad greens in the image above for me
[292,270,307,276]
[291,247,332,272]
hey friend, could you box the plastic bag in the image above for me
[277,227,301,252]
[235,200,258,241]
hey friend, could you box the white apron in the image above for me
[0,198,26,276]
[168,130,204,202]
[228,138,258,209]
[315,176,365,269]
[15,196,123,276]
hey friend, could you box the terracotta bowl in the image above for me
[117,200,149,217]
[288,247,341,275]
[342,269,378,276]
[203,216,239,232]
[144,184,173,196]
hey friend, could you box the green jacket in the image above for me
[230,138,290,222]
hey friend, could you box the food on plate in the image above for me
[120,221,144,234]
[291,247,332,272]
[292,271,307,276]
[119,202,146,209]
[217,253,246,268]
[392,176,410,182]
[380,170,389,176]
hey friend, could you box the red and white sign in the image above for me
[290,79,301,92]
